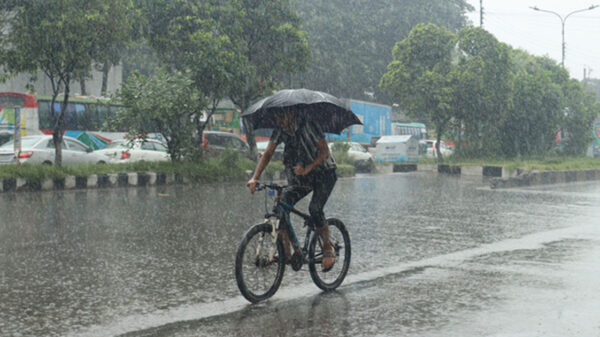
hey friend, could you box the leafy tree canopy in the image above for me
[295,0,473,101]
[0,0,135,165]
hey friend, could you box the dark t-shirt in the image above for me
[270,120,336,172]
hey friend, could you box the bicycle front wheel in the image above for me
[308,218,351,291]
[235,223,285,303]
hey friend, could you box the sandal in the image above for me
[272,253,291,265]
[321,248,336,272]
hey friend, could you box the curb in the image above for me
[406,164,506,177]
[0,170,288,194]
[0,172,182,193]
[390,163,600,189]
[490,169,600,189]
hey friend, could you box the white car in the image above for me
[425,140,454,158]
[329,141,373,171]
[0,132,12,146]
[95,138,170,163]
[0,135,108,165]
[256,140,284,161]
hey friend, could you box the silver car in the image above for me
[0,135,108,165]
[94,138,170,163]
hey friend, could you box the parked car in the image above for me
[0,135,108,165]
[95,138,170,163]
[425,139,454,158]
[256,140,284,161]
[202,131,252,159]
[329,141,373,172]
[0,132,12,146]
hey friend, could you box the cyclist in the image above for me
[247,107,337,271]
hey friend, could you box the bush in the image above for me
[330,141,352,165]
[336,164,355,177]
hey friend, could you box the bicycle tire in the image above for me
[235,223,285,303]
[308,218,351,291]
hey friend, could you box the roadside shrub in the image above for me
[330,141,352,165]
[336,164,355,177]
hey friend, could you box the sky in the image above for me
[465,0,600,80]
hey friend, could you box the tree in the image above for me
[380,23,456,161]
[93,0,137,97]
[0,0,122,166]
[502,51,563,157]
[583,78,600,101]
[295,0,473,102]
[141,0,244,151]
[452,27,513,157]
[227,0,310,159]
[114,71,206,162]
[561,79,600,155]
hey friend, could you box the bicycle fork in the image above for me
[255,217,279,265]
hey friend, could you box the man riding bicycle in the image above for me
[247,107,337,271]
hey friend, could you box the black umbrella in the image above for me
[241,88,362,134]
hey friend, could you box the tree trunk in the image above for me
[101,62,111,96]
[79,78,87,96]
[53,82,71,167]
[436,125,444,162]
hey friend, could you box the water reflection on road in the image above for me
[1,173,599,336]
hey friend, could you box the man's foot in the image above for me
[317,223,335,272]
[321,246,335,272]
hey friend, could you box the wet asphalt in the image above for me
[1,172,600,337]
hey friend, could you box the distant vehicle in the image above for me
[0,132,11,146]
[374,135,419,163]
[202,131,252,160]
[256,140,284,161]
[94,138,170,163]
[391,122,427,140]
[0,92,131,149]
[425,140,454,158]
[326,99,391,144]
[329,141,374,171]
[0,135,108,166]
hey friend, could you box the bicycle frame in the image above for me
[260,183,316,260]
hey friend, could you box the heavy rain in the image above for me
[1,1,600,337]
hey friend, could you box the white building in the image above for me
[0,64,123,97]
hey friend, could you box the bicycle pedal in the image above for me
[291,252,303,271]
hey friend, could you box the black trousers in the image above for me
[278,167,337,229]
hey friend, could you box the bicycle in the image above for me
[235,182,351,303]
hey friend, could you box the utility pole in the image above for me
[530,5,599,67]
[480,0,484,27]
[583,66,593,82]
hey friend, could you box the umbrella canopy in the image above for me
[241,88,362,134]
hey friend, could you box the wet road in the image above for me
[1,173,600,336]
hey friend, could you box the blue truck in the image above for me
[326,99,391,144]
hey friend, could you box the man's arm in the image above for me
[294,138,330,176]
[247,140,277,194]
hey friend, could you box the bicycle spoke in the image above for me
[236,224,285,302]
[308,219,351,291]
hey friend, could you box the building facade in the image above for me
[0,64,123,97]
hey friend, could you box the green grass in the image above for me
[415,155,600,173]
[0,150,256,184]
[0,149,356,185]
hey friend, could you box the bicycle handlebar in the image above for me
[255,182,286,192]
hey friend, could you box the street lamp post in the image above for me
[530,5,599,67]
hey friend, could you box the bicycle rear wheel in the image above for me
[235,223,285,303]
[308,218,351,291]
